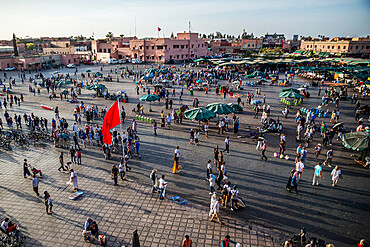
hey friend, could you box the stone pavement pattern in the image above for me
[1,145,279,247]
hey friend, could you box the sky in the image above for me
[0,0,369,40]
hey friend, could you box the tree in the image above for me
[202,34,206,39]
[119,34,124,37]
[215,31,222,38]
[26,43,35,51]
[12,33,18,56]
[106,32,114,39]
[170,32,174,38]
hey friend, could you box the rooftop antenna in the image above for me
[135,17,137,37]
[189,21,192,33]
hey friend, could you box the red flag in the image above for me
[102,100,121,145]
[158,27,161,32]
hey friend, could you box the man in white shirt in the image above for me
[1,218,9,234]
[174,146,180,163]
[224,136,230,155]
[70,169,79,191]
[206,160,212,179]
[295,160,305,180]
[119,160,125,180]
[208,174,216,194]
[230,186,239,211]
[225,116,229,131]
[158,175,167,200]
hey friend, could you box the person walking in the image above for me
[153,120,157,136]
[289,171,299,194]
[208,173,216,194]
[206,160,212,179]
[324,149,333,167]
[189,129,194,144]
[312,162,322,186]
[70,169,78,191]
[150,169,157,193]
[295,159,305,180]
[222,181,231,208]
[76,149,82,165]
[230,186,239,211]
[69,147,76,163]
[111,165,119,186]
[209,198,223,225]
[32,175,40,196]
[221,235,237,247]
[182,235,192,247]
[216,166,224,190]
[44,191,53,215]
[224,136,230,155]
[58,152,66,171]
[119,161,125,180]
[261,140,267,161]
[23,159,31,178]
[331,166,341,186]
[158,175,167,200]
[194,130,199,146]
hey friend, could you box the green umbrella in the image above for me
[279,89,304,98]
[282,88,300,94]
[140,94,160,111]
[341,131,370,151]
[184,107,216,121]
[228,103,243,113]
[119,67,126,69]
[85,69,91,72]
[94,72,103,77]
[205,103,234,115]
[86,84,106,90]
[154,84,163,88]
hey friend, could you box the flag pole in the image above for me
[117,100,125,159]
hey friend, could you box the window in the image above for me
[146,56,149,60]
[350,46,353,49]
[343,46,346,49]
[164,45,167,49]
[181,45,184,49]
[151,56,154,60]
[192,45,194,48]
[170,56,172,59]
[173,45,179,49]
[108,49,111,53]
[146,46,149,49]
[103,49,106,53]
[157,46,163,50]
[356,46,358,49]
[151,46,154,49]
[332,46,334,49]
[310,45,312,48]
[314,45,317,48]
[247,44,250,47]
[139,46,143,50]
[118,55,122,59]
[202,44,204,47]
[307,45,309,48]
[99,49,102,52]
[159,56,162,60]
[186,45,188,48]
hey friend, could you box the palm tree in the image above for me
[119,34,124,37]
[106,32,114,40]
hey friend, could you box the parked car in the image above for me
[132,59,143,64]
[118,59,127,64]
[66,64,76,68]
[83,60,93,65]
[107,59,118,64]
[52,71,60,74]
[4,67,15,71]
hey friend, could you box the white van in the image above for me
[107,58,118,64]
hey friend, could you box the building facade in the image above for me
[92,32,208,63]
[300,37,370,56]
